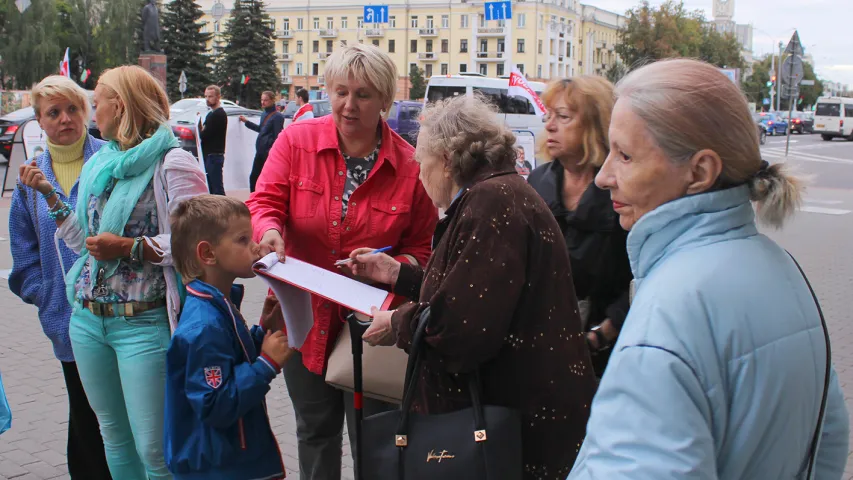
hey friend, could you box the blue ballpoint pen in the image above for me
[334,246,393,266]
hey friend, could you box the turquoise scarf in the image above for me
[65,126,180,304]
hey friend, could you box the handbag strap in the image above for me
[787,252,830,479]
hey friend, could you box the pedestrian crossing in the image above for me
[761,147,853,166]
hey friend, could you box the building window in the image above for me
[461,15,469,28]
[282,64,289,76]
[497,39,505,53]
[426,39,433,53]
[214,21,220,32]
[410,39,417,53]
[539,14,543,29]
[460,39,468,53]
[537,64,542,78]
[441,63,448,75]
[341,17,348,29]
[312,63,319,75]
[390,16,396,27]
[312,40,319,53]
[496,63,504,76]
[283,18,290,30]
[326,40,333,52]
[389,39,396,53]
[479,64,488,75]
[282,41,289,53]
[357,16,364,29]
[313,17,319,29]
[425,64,433,78]
[441,15,449,28]
[426,15,434,28]
[538,39,543,54]
[480,39,488,53]
[478,14,485,27]
[410,16,418,28]
[372,39,380,47]
[517,64,524,74]
[459,63,468,73]
[441,39,449,53]
[296,63,303,75]
[409,63,417,75]
[327,17,333,29]
[518,13,526,28]
[297,41,303,53]
[297,18,303,30]
[517,39,525,53]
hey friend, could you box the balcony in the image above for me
[317,52,332,60]
[477,27,506,36]
[276,53,292,61]
[365,28,384,37]
[318,75,326,84]
[596,41,607,49]
[317,29,338,38]
[476,51,504,61]
[549,23,567,35]
[275,30,294,38]
[417,52,438,61]
[418,28,438,37]
[281,75,293,84]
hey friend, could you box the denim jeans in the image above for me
[204,153,225,195]
[69,305,172,480]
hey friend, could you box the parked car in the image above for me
[281,99,331,120]
[386,100,423,146]
[169,98,238,120]
[170,105,262,157]
[788,111,814,134]
[756,112,788,135]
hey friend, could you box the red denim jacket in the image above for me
[247,115,438,375]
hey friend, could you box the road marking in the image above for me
[799,206,851,215]
[804,199,843,205]
[761,148,853,165]
[0,237,6,241]
[0,269,10,280]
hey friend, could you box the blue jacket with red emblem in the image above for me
[164,279,286,480]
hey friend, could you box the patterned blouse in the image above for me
[75,179,166,303]
[340,134,382,220]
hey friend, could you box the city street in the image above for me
[0,134,850,479]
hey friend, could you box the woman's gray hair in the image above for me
[323,43,398,117]
[417,94,516,186]
[31,75,91,122]
[616,58,802,228]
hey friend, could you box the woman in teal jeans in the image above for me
[19,65,208,479]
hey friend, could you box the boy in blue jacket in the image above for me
[165,194,292,480]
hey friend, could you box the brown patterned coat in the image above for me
[391,170,597,479]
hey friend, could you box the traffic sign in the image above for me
[15,0,30,12]
[763,98,770,105]
[781,55,804,86]
[784,30,804,56]
[363,5,389,24]
[800,79,815,86]
[178,71,187,98]
[484,1,512,20]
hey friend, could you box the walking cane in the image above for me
[347,312,371,480]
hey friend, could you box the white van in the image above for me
[424,74,547,141]
[813,97,853,141]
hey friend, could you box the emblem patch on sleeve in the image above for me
[204,366,223,389]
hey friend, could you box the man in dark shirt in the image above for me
[199,85,228,195]
[239,90,284,192]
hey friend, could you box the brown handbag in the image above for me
[325,317,408,404]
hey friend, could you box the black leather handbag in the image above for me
[361,306,523,480]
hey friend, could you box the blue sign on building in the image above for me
[484,1,512,20]
[363,5,389,24]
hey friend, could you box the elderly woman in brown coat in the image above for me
[346,94,597,479]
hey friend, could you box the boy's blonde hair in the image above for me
[171,195,252,284]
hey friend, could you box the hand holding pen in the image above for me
[337,246,401,288]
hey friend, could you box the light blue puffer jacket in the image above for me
[569,185,849,479]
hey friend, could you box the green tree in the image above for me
[409,65,425,100]
[162,0,212,100]
[216,0,278,108]
[56,0,98,88]
[95,0,141,68]
[0,0,61,89]
[616,0,743,69]
[741,55,823,111]
[605,62,628,84]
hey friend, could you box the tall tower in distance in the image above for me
[713,0,735,22]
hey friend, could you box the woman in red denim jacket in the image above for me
[246,43,438,480]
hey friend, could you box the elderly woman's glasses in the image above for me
[542,111,574,125]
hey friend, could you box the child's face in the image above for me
[210,215,261,279]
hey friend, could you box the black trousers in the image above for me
[249,152,269,193]
[61,361,112,480]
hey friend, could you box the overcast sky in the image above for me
[592,0,851,87]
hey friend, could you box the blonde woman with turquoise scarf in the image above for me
[19,65,208,480]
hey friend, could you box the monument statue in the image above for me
[141,0,161,53]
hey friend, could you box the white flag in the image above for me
[508,68,546,117]
[58,48,70,78]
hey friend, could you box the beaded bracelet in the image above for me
[47,203,73,221]
[41,187,57,199]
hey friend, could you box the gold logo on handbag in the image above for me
[426,449,456,463]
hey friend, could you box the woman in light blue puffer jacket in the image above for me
[568,58,849,480]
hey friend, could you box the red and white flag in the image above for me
[58,48,70,78]
[508,68,546,118]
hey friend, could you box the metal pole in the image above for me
[776,41,783,113]
[785,37,800,157]
[769,51,775,112]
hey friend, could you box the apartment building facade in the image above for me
[196,0,624,100]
